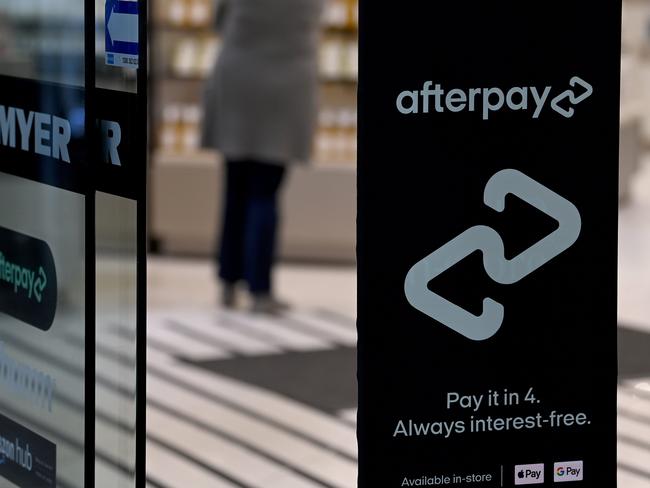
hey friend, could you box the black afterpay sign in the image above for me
[0,227,57,331]
[357,1,620,487]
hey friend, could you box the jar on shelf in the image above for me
[188,0,211,27]
[339,109,357,164]
[323,0,348,28]
[320,38,345,80]
[181,105,203,151]
[346,0,359,30]
[159,105,183,151]
[165,0,188,27]
[172,38,200,77]
[198,36,221,77]
[344,40,358,81]
[316,109,338,163]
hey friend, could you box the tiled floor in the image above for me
[144,308,357,488]
[619,157,650,332]
[140,158,650,488]
[617,156,650,487]
[146,262,358,488]
[144,263,650,487]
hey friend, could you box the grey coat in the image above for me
[202,0,324,164]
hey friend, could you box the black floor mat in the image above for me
[185,326,648,412]
[618,326,650,380]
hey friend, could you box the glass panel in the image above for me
[95,192,137,487]
[0,174,86,487]
[0,0,88,487]
[93,0,142,484]
[0,0,85,86]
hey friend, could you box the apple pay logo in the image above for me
[515,464,545,485]
[555,461,583,482]
[404,169,582,341]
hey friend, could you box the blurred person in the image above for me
[202,0,324,313]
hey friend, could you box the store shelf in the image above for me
[161,73,208,82]
[161,71,357,85]
[154,149,217,167]
[155,22,216,34]
[154,149,355,169]
[155,22,357,36]
[321,77,358,86]
[324,25,358,35]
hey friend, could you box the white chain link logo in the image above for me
[404,169,582,341]
[550,77,593,118]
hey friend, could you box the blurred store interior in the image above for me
[140,1,650,486]
[144,1,360,486]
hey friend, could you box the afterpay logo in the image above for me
[396,76,593,120]
[404,169,582,341]
[0,252,48,304]
[0,227,57,331]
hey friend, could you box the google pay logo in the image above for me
[554,461,583,482]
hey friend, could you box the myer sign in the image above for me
[0,105,72,162]
[0,104,124,166]
[396,76,593,119]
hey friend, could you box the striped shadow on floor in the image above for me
[120,308,358,487]
[145,308,358,487]
[2,308,649,488]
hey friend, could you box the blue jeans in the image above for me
[218,159,287,294]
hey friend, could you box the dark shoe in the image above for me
[250,294,290,315]
[221,283,237,309]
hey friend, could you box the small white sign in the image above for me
[514,464,545,485]
[105,0,139,69]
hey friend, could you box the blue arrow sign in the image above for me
[105,0,139,68]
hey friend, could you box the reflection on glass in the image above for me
[0,0,85,86]
[0,173,86,487]
[95,191,137,487]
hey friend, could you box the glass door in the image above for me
[94,0,147,487]
[0,0,146,486]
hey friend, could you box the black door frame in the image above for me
[83,0,148,486]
